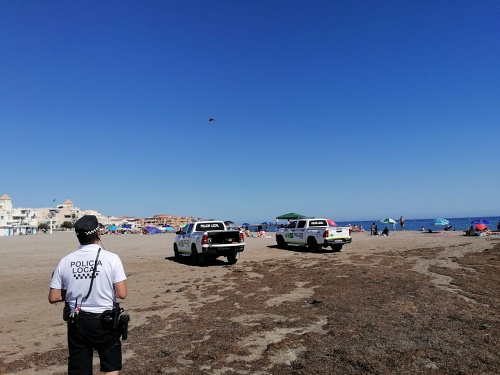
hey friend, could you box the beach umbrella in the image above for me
[327,219,337,227]
[471,219,489,231]
[471,219,490,225]
[261,221,273,225]
[241,222,250,226]
[431,218,449,226]
[380,218,396,225]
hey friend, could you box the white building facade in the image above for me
[0,194,38,236]
[0,195,114,236]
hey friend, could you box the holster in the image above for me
[63,302,71,322]
[100,304,130,340]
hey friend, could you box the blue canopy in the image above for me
[146,226,162,234]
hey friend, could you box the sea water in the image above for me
[245,216,500,233]
[335,216,500,232]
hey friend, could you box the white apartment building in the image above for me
[0,194,38,236]
[0,195,111,236]
[1,193,195,236]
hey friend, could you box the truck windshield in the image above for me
[196,222,225,231]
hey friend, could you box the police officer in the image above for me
[49,215,128,375]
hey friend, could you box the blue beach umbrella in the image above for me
[431,218,449,226]
[241,223,250,226]
[261,221,273,225]
[471,219,490,231]
[471,219,490,225]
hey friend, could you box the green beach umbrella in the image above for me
[380,218,396,225]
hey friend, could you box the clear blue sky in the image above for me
[1,0,499,223]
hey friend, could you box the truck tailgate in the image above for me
[208,231,241,244]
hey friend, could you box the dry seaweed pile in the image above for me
[1,242,498,375]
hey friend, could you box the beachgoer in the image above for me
[49,215,128,375]
[444,225,452,231]
[244,226,251,237]
[370,223,378,236]
[464,226,476,236]
[480,228,491,236]
[421,226,425,232]
[382,227,389,236]
[399,216,405,231]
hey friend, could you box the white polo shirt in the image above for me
[50,244,127,313]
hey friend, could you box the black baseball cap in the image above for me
[74,215,99,236]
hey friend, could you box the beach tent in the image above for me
[145,226,162,234]
[276,212,307,220]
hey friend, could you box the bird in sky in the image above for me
[208,118,216,122]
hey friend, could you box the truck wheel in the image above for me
[276,235,287,249]
[173,244,181,259]
[330,244,343,252]
[227,252,239,265]
[191,246,200,266]
[307,237,321,252]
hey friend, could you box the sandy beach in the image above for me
[0,231,498,374]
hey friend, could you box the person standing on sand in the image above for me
[399,216,405,231]
[48,215,128,375]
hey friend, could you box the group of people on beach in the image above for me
[242,225,267,238]
[348,224,365,233]
[464,226,491,236]
[369,223,389,236]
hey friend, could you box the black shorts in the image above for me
[67,312,122,375]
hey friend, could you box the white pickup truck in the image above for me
[173,221,245,265]
[276,218,352,251]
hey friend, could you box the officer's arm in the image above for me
[48,288,66,304]
[114,280,128,299]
